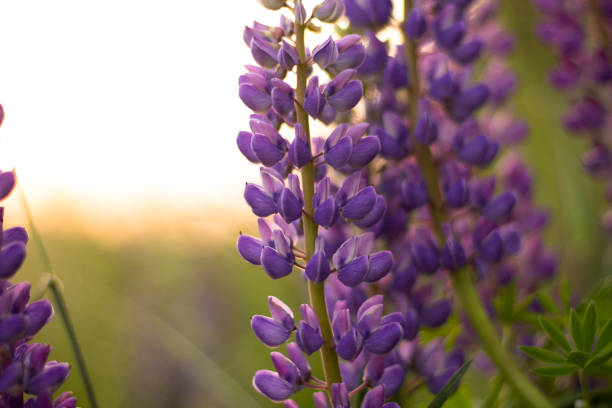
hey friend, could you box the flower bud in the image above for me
[328,35,366,75]
[441,238,466,271]
[2,227,29,246]
[0,171,16,201]
[338,256,369,287]
[27,362,70,395]
[332,382,350,408]
[268,296,295,331]
[353,195,386,229]
[237,131,260,163]
[410,236,440,274]
[444,178,469,208]
[483,192,516,220]
[313,392,330,408]
[344,0,392,29]
[258,0,285,10]
[250,37,279,69]
[477,229,503,263]
[261,245,293,279]
[0,241,26,279]
[287,342,311,380]
[294,0,307,25]
[277,40,298,71]
[313,37,339,69]
[251,315,292,347]
[304,76,323,118]
[237,235,264,265]
[270,352,299,387]
[244,183,277,217]
[0,314,26,342]
[349,136,380,168]
[379,365,405,398]
[361,385,385,408]
[314,0,344,22]
[296,320,323,355]
[24,299,54,336]
[451,40,483,65]
[357,303,383,338]
[364,251,393,283]
[450,84,490,122]
[405,9,427,39]
[305,240,331,284]
[414,114,438,145]
[420,299,452,328]
[341,186,377,220]
[288,124,311,168]
[271,79,295,117]
[253,370,295,402]
[365,322,403,354]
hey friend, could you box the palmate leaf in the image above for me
[593,316,612,356]
[519,346,565,364]
[531,365,578,377]
[537,290,559,315]
[581,302,597,352]
[587,344,612,367]
[539,317,571,353]
[569,309,585,351]
[567,350,590,367]
[427,361,472,408]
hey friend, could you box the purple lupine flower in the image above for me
[0,107,74,407]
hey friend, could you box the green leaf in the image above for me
[587,344,612,367]
[560,278,570,313]
[570,309,585,351]
[593,316,612,355]
[427,360,472,408]
[513,292,537,316]
[537,290,559,315]
[567,350,590,367]
[539,317,571,353]
[581,302,597,351]
[531,365,578,377]
[519,346,566,363]
[495,283,516,323]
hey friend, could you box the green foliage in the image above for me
[523,303,612,379]
[426,361,472,408]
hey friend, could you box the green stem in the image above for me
[579,369,591,408]
[401,2,553,407]
[49,280,99,408]
[19,189,99,408]
[451,270,553,408]
[482,376,503,408]
[294,21,342,394]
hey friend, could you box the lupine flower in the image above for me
[235,0,557,405]
[532,0,612,236]
[0,105,75,408]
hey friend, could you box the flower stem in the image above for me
[294,21,342,394]
[579,369,592,408]
[401,2,553,407]
[19,188,99,408]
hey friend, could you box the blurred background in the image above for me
[0,1,609,407]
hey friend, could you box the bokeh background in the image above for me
[0,1,610,407]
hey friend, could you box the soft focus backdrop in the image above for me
[0,1,609,407]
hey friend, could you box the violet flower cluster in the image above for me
[236,0,557,407]
[237,0,423,405]
[355,0,557,361]
[532,0,612,234]
[0,106,76,408]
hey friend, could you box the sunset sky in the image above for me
[0,1,276,216]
